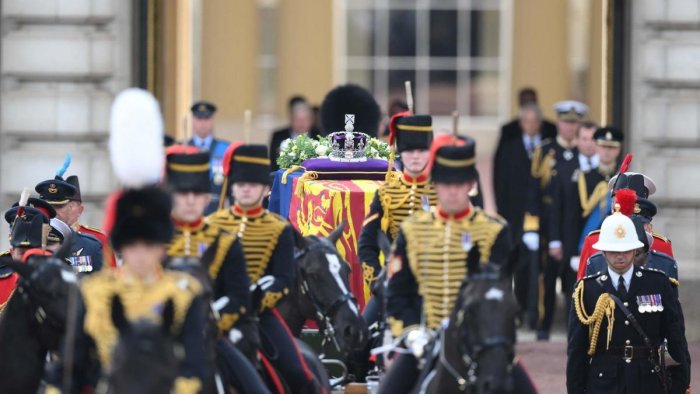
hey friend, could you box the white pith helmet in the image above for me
[592,206,645,252]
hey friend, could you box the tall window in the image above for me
[341,0,511,124]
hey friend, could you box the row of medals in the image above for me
[636,294,663,313]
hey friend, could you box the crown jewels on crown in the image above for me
[328,114,369,162]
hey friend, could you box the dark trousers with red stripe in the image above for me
[260,309,321,394]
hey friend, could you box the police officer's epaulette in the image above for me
[582,271,604,280]
[650,249,675,261]
[586,229,601,237]
[652,232,671,243]
[640,266,669,277]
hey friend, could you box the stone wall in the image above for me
[0,0,132,247]
[630,0,700,339]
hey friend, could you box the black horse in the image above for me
[0,239,78,394]
[277,222,367,357]
[108,295,178,394]
[415,265,524,394]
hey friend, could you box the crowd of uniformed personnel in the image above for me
[0,83,692,394]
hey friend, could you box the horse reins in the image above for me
[294,237,357,353]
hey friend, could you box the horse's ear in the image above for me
[161,298,175,334]
[377,230,391,258]
[54,231,73,260]
[328,220,347,244]
[200,234,220,270]
[111,295,130,333]
[4,258,33,278]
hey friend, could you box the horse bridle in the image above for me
[294,236,357,353]
[438,278,515,392]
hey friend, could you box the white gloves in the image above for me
[405,328,432,359]
[251,275,275,291]
[522,232,540,251]
[569,256,580,272]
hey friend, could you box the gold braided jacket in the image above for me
[206,207,286,285]
[81,269,203,371]
[378,173,438,240]
[401,208,507,330]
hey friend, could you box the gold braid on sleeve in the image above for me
[573,280,616,355]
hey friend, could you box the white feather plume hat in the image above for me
[109,88,165,188]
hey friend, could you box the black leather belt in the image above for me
[601,345,655,360]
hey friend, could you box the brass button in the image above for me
[625,340,630,345]
[625,320,629,326]
[598,373,603,377]
[623,302,629,307]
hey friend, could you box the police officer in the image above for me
[188,100,231,214]
[207,144,322,394]
[35,179,103,273]
[163,147,269,393]
[379,139,522,393]
[522,100,588,340]
[46,186,210,393]
[567,209,689,394]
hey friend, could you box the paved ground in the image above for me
[517,330,700,393]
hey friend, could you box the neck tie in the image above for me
[617,275,628,299]
[587,157,593,170]
[527,139,535,158]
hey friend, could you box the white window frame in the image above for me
[333,0,513,133]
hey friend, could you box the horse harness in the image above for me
[437,272,514,392]
[294,236,357,353]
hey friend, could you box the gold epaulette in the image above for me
[652,232,671,243]
[523,213,539,232]
[572,280,616,355]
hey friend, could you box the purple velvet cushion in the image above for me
[301,158,394,180]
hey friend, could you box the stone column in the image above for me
[0,0,133,245]
[629,0,700,339]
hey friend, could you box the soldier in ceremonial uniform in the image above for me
[165,147,250,334]
[35,179,104,272]
[567,209,689,394]
[46,186,210,393]
[522,100,588,340]
[359,113,436,316]
[59,174,117,267]
[379,140,518,393]
[207,144,322,394]
[577,172,674,280]
[164,147,270,393]
[353,113,436,381]
[0,207,53,312]
[188,100,231,214]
